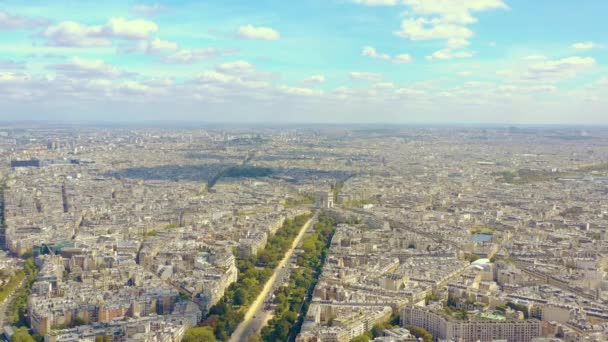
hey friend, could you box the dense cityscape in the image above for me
[0,124,606,342]
[2,0,607,340]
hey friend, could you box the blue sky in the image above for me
[0,0,607,124]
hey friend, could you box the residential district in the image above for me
[0,124,607,342]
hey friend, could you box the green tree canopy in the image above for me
[183,327,217,342]
[246,334,263,342]
[233,288,248,306]
[11,328,35,342]
[351,334,371,342]
[405,325,432,342]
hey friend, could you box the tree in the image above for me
[256,250,272,267]
[274,320,291,341]
[246,334,263,342]
[11,328,35,342]
[464,253,481,262]
[233,288,248,306]
[209,301,228,316]
[183,327,217,342]
[405,325,432,342]
[425,293,439,305]
[73,316,89,326]
[456,309,468,320]
[389,313,401,327]
[201,314,220,328]
[302,236,317,255]
[351,333,371,342]
[242,277,259,289]
[224,309,244,333]
[446,297,456,307]
[506,302,529,319]
[213,321,228,341]
[371,324,385,338]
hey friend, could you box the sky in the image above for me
[0,0,607,124]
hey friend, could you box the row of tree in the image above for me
[1,181,38,342]
[9,257,38,326]
[5,257,41,342]
[283,194,316,208]
[184,213,312,341]
[261,213,337,342]
[0,270,25,302]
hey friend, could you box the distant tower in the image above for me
[317,189,334,209]
[326,190,334,208]
[47,139,59,150]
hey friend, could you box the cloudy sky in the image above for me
[0,0,607,124]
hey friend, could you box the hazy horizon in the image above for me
[2,119,608,128]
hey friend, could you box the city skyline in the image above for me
[1,0,607,124]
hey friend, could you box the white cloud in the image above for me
[396,17,473,47]
[495,69,514,78]
[43,21,110,47]
[43,18,158,47]
[0,59,26,70]
[593,77,608,88]
[0,10,48,30]
[199,71,236,83]
[210,61,277,84]
[402,0,508,24]
[394,54,413,64]
[353,0,399,5]
[164,48,218,63]
[362,46,413,64]
[525,56,596,81]
[529,85,556,92]
[136,38,179,54]
[51,57,127,79]
[0,72,31,82]
[373,82,395,89]
[278,86,320,96]
[196,68,271,95]
[119,80,158,95]
[426,49,473,60]
[524,55,546,60]
[350,72,383,82]
[104,17,158,40]
[362,46,390,60]
[304,75,326,84]
[396,0,508,50]
[572,41,597,50]
[216,60,256,74]
[126,38,221,63]
[3,65,608,124]
[395,87,425,96]
[237,25,280,41]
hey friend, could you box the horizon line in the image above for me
[0,120,608,129]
